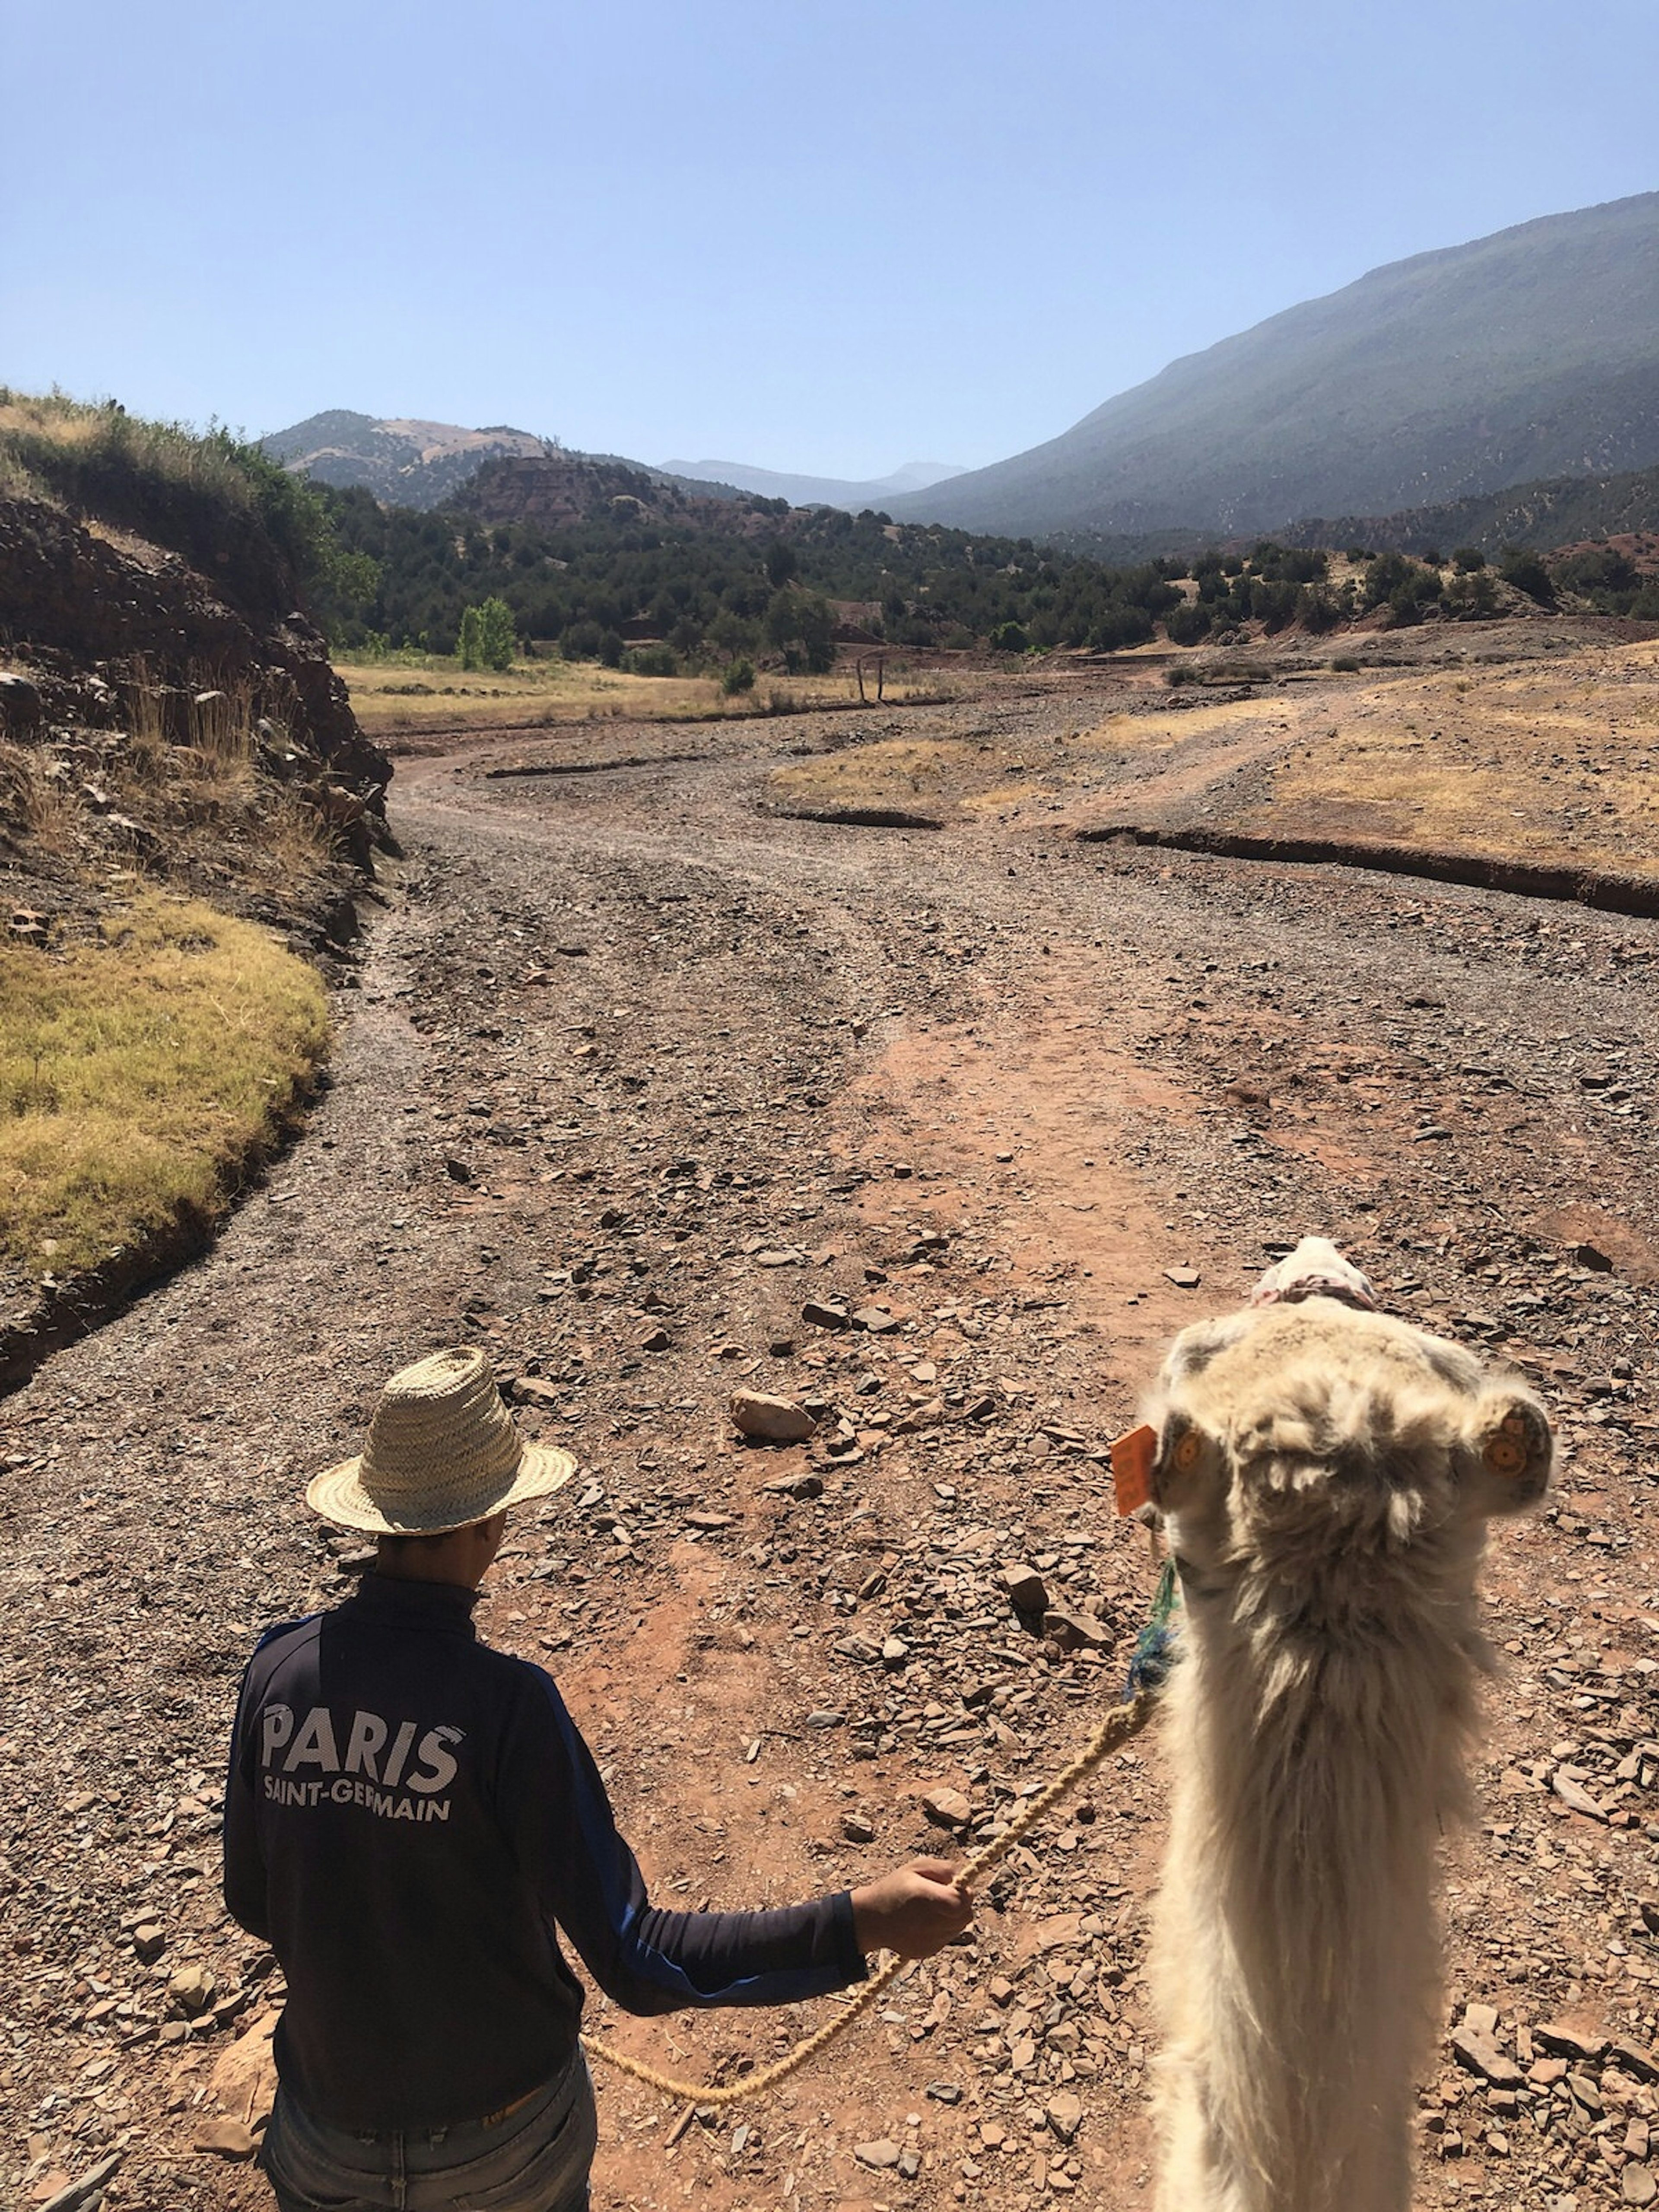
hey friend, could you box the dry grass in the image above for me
[340,656,965,734]
[0,665,334,887]
[1075,696,1291,757]
[768,737,978,807]
[0,743,82,853]
[760,630,1659,868]
[0,894,330,1280]
[1247,642,1659,872]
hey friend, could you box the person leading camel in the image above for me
[224,1347,972,2212]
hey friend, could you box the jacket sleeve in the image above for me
[222,1654,270,1942]
[493,1668,867,2015]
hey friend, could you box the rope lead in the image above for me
[582,1589,1175,2110]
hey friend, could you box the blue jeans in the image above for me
[261,2058,597,2212]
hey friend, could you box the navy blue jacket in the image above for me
[223,1574,866,2128]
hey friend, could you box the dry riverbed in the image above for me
[7,637,1659,2212]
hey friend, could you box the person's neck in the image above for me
[370,1510,505,1591]
[373,1555,480,1590]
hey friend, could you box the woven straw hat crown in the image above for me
[306,1346,574,1534]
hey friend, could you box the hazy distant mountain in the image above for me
[888,194,1659,539]
[662,456,966,509]
[261,410,555,509]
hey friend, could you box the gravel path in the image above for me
[7,701,1659,2212]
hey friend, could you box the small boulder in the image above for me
[731,1391,815,1444]
[852,1304,901,1335]
[169,1963,216,2015]
[0,672,42,735]
[1001,1563,1049,1612]
[1451,2022,1522,2088]
[1536,2017,1610,2063]
[1046,2091,1084,2143]
[1043,1605,1112,1653]
[922,1786,972,1831]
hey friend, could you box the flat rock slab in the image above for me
[1451,2023,1523,2087]
[801,1299,850,1331]
[1043,1605,1112,1653]
[854,2139,902,2170]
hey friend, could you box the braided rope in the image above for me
[581,1671,1165,2108]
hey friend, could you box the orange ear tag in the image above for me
[1111,1424,1158,1517]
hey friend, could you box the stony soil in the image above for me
[7,677,1659,2212]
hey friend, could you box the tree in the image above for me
[458,596,516,670]
[764,538,799,589]
[765,587,836,674]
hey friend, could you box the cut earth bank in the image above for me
[7,641,1659,2212]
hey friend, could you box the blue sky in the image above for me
[6,0,1657,480]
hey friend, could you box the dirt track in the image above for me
[8,688,1659,2212]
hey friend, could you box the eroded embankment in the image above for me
[1078,822,1659,918]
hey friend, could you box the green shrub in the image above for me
[1297,585,1341,634]
[721,658,756,695]
[765,587,836,674]
[1165,601,1212,645]
[988,620,1030,654]
[1330,654,1362,672]
[1445,569,1500,618]
[0,391,341,618]
[1499,551,1555,606]
[1452,546,1486,573]
[1089,604,1154,650]
[623,643,677,677]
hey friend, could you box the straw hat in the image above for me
[306,1347,575,1535]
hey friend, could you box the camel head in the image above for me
[1142,1240,1551,1604]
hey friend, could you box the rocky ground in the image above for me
[6,674,1659,2212]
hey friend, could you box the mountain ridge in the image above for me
[261,410,557,509]
[887,193,1659,537]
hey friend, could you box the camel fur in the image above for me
[1144,1243,1551,2212]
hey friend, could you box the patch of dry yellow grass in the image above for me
[1252,641,1659,871]
[1074,696,1291,756]
[768,737,973,807]
[0,895,329,1279]
[341,659,965,733]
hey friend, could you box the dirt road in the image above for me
[8,691,1659,2212]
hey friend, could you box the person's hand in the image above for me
[850,1859,974,1960]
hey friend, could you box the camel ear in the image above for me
[1463,1391,1553,1516]
[1152,1408,1224,1516]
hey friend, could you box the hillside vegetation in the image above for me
[312,455,1659,678]
[0,390,337,618]
[890,193,1659,538]
[1283,462,1659,563]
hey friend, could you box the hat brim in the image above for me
[305,1443,577,1536]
